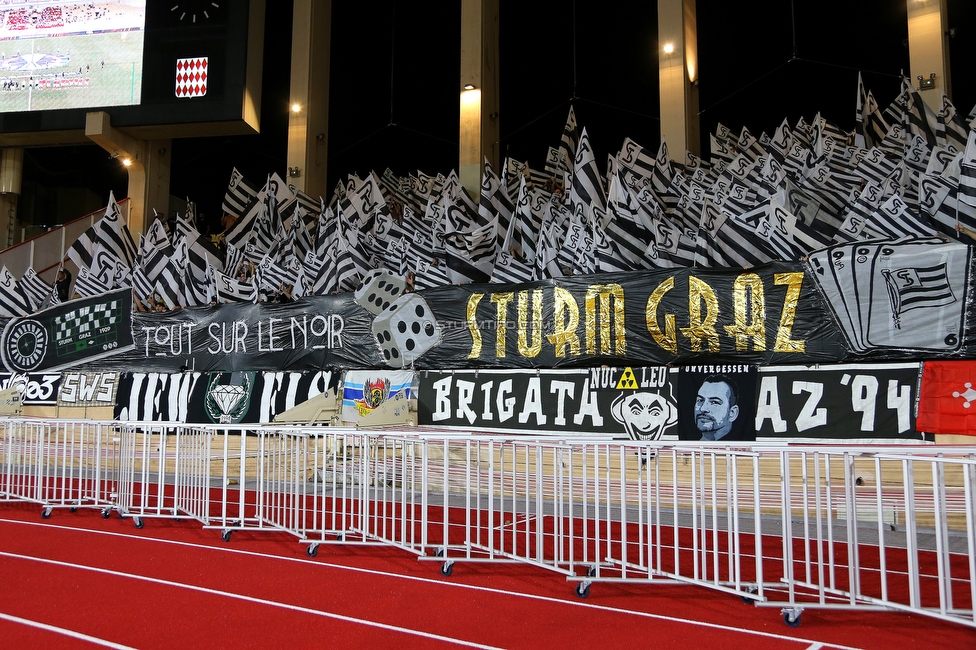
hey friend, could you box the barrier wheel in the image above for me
[440,562,454,577]
[575,582,591,599]
[586,565,597,578]
[306,544,319,558]
[134,517,144,529]
[41,508,52,519]
[741,587,758,605]
[101,508,111,519]
[70,507,78,513]
[222,530,233,542]
[782,611,801,628]
[336,533,344,542]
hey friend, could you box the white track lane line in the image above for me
[0,518,860,649]
[0,550,503,650]
[0,611,138,650]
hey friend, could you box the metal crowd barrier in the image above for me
[2,417,974,630]
[762,447,976,628]
[0,418,119,517]
[114,423,213,529]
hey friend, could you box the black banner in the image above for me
[417,363,922,440]
[419,264,846,369]
[0,372,62,405]
[418,367,678,439]
[123,295,377,372]
[114,370,338,423]
[0,289,133,373]
[2,257,973,374]
[755,364,922,439]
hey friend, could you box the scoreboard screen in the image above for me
[0,1,262,140]
[0,1,146,114]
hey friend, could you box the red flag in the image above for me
[916,361,976,435]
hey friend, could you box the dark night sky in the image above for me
[19,0,976,229]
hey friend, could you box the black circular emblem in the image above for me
[4,319,47,372]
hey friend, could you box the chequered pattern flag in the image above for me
[175,57,208,98]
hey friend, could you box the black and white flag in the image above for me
[0,265,30,317]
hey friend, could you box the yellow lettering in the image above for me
[517,290,543,358]
[680,276,721,352]
[724,273,766,351]
[774,272,805,352]
[645,276,677,353]
[466,293,484,359]
[490,292,515,358]
[546,287,580,358]
[584,283,626,356]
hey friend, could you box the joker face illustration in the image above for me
[610,391,678,442]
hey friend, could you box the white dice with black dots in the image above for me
[371,292,442,368]
[354,269,408,316]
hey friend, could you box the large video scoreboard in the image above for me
[0,1,264,144]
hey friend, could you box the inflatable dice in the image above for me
[371,293,441,368]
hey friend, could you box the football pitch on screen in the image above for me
[0,31,144,113]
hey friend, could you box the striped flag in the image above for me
[919,156,971,236]
[213,268,257,303]
[570,128,607,221]
[958,130,976,227]
[444,220,497,284]
[513,178,551,265]
[414,256,451,291]
[137,219,173,283]
[605,174,654,268]
[536,220,564,279]
[834,179,892,242]
[855,146,902,186]
[223,242,247,280]
[153,239,188,308]
[855,72,868,146]
[490,249,535,284]
[175,211,223,307]
[224,174,290,250]
[335,224,375,293]
[312,205,340,295]
[256,254,300,296]
[130,266,155,309]
[0,265,30,316]
[616,137,657,181]
[72,264,115,299]
[278,185,319,229]
[345,172,386,232]
[703,200,779,268]
[710,133,735,169]
[17,267,53,311]
[877,123,908,158]
[861,194,938,240]
[903,77,939,149]
[648,215,698,268]
[89,243,132,290]
[480,160,516,254]
[222,167,260,218]
[546,105,578,180]
[66,191,137,277]
[882,263,956,318]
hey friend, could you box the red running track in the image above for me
[1,502,975,649]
